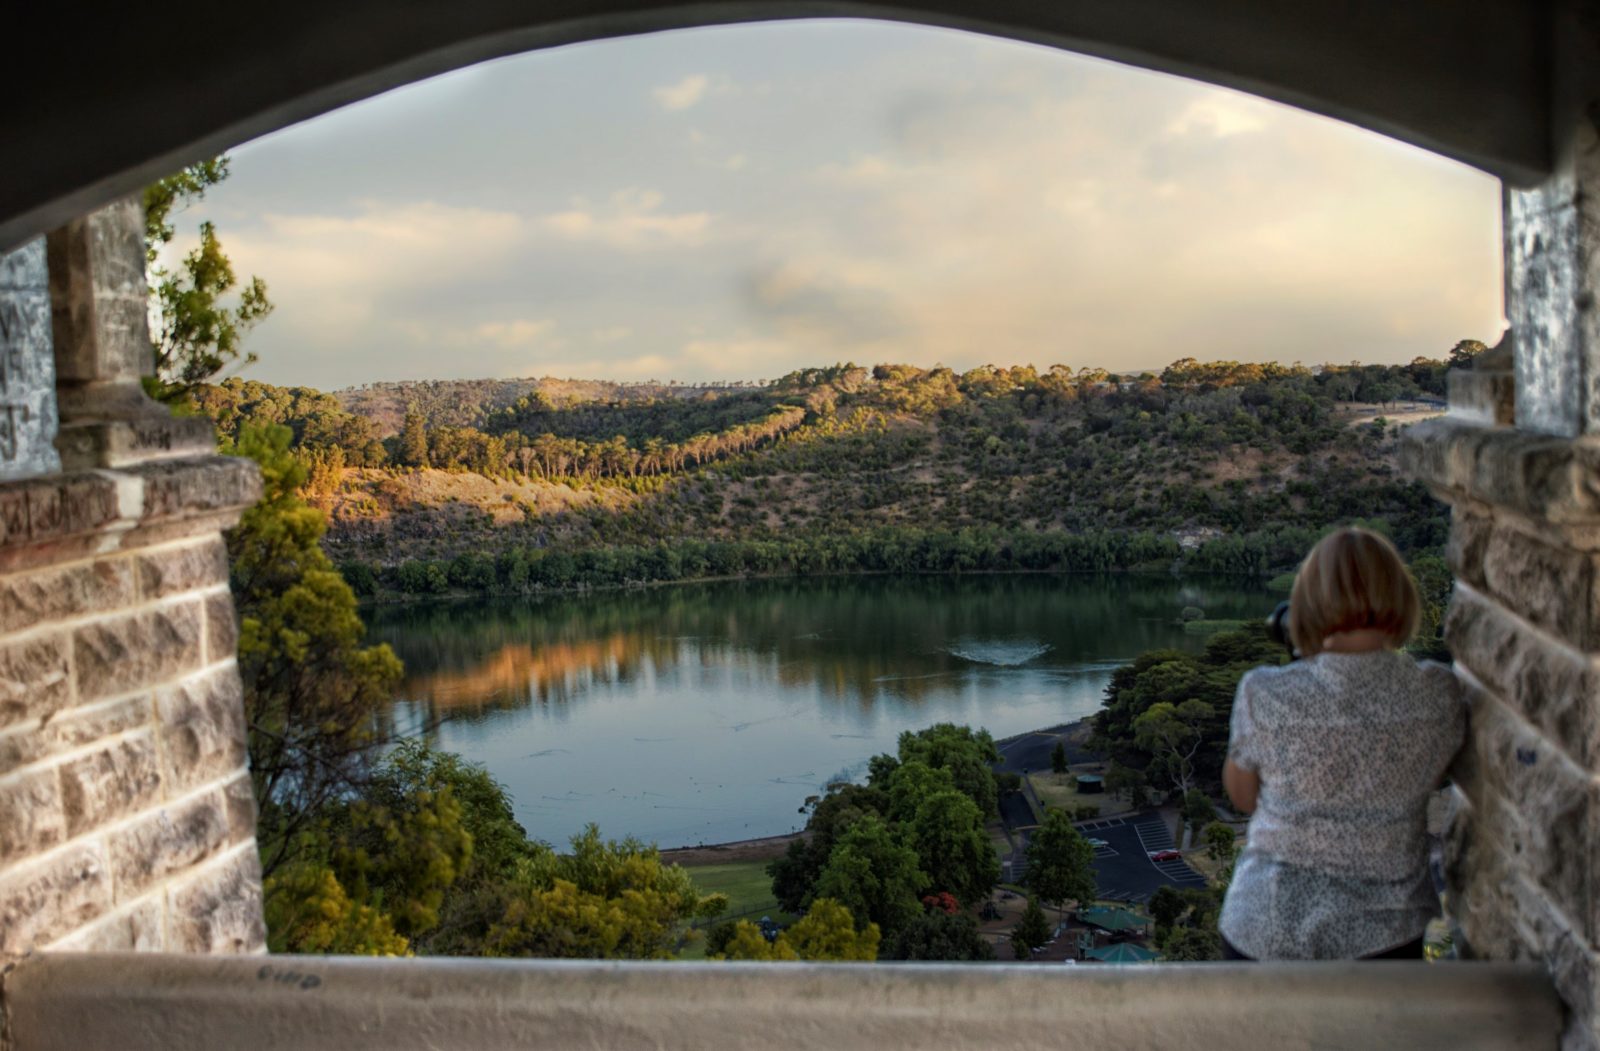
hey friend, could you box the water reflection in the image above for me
[371,575,1271,847]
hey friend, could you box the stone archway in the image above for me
[0,0,1555,252]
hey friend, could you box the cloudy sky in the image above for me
[188,20,1505,390]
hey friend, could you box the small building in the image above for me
[1076,774,1104,794]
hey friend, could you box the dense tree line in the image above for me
[191,348,1474,591]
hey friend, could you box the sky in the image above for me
[184,19,1507,391]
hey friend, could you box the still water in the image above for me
[372,575,1274,849]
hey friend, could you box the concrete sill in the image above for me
[0,952,1561,1051]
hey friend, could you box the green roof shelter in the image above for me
[1077,906,1151,933]
[1083,942,1161,964]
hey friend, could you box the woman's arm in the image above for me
[1224,759,1259,815]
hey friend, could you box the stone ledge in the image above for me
[1400,416,1600,529]
[0,456,260,574]
[0,954,1565,1051]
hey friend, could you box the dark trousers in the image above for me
[1221,935,1426,961]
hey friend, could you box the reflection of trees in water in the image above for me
[370,575,1274,722]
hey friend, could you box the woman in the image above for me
[1219,528,1464,960]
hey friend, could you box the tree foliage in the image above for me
[1011,897,1052,959]
[1024,809,1095,910]
[888,909,997,961]
[143,156,272,398]
[227,424,403,876]
[811,815,928,940]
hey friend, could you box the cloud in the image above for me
[475,319,555,348]
[654,74,710,111]
[541,189,713,249]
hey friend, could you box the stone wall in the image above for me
[0,204,264,959]
[1403,412,1600,1049]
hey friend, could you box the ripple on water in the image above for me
[946,639,1053,666]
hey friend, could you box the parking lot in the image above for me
[1077,814,1208,904]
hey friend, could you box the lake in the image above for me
[371,575,1274,850]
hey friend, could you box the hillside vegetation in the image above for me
[194,349,1475,598]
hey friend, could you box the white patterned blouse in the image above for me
[1218,650,1465,960]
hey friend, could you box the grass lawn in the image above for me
[677,858,794,960]
[682,859,781,918]
[1030,771,1132,818]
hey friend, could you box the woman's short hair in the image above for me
[1288,528,1419,656]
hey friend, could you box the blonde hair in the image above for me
[1288,528,1419,656]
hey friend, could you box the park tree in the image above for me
[715,900,879,962]
[1050,741,1068,774]
[1203,822,1237,861]
[902,786,1000,907]
[811,814,928,939]
[782,899,881,961]
[1024,809,1096,920]
[1162,925,1222,961]
[1010,897,1052,959]
[719,921,800,961]
[1183,789,1218,843]
[888,910,997,961]
[768,782,888,913]
[143,156,272,399]
[228,424,404,877]
[484,825,726,959]
[1148,886,1187,931]
[1133,700,1215,797]
[897,723,1003,818]
[1103,763,1148,806]
[262,862,409,956]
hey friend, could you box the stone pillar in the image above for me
[0,199,264,960]
[1400,10,1600,1047]
[0,240,61,482]
[45,199,215,469]
[1506,0,1600,438]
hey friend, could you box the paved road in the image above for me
[999,791,1036,833]
[1078,813,1209,904]
[994,724,1096,774]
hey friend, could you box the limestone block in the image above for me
[0,556,135,636]
[45,199,150,387]
[58,729,162,837]
[138,457,262,522]
[1453,685,1596,943]
[155,669,246,795]
[1478,521,1600,650]
[72,600,202,703]
[0,483,27,542]
[136,536,227,600]
[221,771,257,845]
[1448,584,1600,768]
[1448,509,1494,592]
[0,694,151,776]
[108,786,229,904]
[203,590,239,664]
[165,847,266,953]
[0,632,70,728]
[26,480,61,539]
[43,894,164,952]
[0,841,111,954]
[0,766,65,866]
[1449,366,1516,427]
[1444,791,1534,959]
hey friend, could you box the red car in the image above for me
[1148,849,1182,862]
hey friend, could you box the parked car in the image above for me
[1087,838,1109,848]
[1147,849,1182,862]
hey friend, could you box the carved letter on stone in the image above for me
[0,239,62,481]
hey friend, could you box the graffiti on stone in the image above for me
[0,239,61,481]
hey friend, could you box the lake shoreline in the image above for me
[356,565,1271,609]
